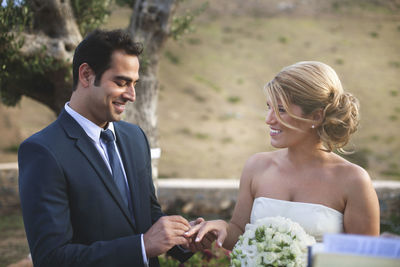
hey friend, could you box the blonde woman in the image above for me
[186,61,380,249]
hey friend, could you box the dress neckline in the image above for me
[254,196,343,216]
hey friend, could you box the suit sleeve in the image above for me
[18,140,145,267]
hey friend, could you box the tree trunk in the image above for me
[125,0,177,181]
[17,0,82,114]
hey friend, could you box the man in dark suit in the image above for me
[18,29,212,267]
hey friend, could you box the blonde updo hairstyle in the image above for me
[264,61,360,152]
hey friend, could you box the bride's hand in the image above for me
[185,219,228,248]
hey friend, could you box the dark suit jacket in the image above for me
[18,110,191,266]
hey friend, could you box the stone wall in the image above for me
[157,179,400,224]
[157,179,240,220]
[0,163,19,214]
[1,164,400,228]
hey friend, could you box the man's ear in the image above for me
[78,63,95,88]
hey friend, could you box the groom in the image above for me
[18,29,212,267]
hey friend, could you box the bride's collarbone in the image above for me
[254,178,345,212]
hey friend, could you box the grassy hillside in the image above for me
[0,0,399,181]
[156,1,400,180]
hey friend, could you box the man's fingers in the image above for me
[175,236,190,246]
[161,216,191,232]
[167,215,191,227]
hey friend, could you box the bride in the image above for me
[186,61,380,249]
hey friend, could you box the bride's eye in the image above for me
[278,106,286,113]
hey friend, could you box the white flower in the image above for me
[230,216,316,267]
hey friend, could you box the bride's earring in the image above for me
[311,125,315,129]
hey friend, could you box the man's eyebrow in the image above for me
[114,75,133,83]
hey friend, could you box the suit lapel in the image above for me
[114,124,143,231]
[58,110,136,230]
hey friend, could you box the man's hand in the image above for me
[143,215,191,258]
[182,217,217,252]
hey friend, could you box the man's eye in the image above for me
[115,81,126,87]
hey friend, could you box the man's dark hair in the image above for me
[72,29,143,90]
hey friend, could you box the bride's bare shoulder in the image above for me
[239,151,281,194]
[330,153,372,190]
[240,150,282,180]
[245,150,281,168]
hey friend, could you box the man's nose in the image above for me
[124,85,135,102]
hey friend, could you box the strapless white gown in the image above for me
[250,197,344,242]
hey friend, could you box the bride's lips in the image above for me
[270,127,282,136]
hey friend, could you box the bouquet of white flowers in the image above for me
[230,216,316,267]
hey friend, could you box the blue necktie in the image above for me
[100,129,134,222]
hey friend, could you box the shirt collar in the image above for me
[64,102,117,143]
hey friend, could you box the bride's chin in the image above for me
[270,142,284,149]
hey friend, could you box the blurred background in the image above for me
[0,0,399,265]
[1,0,399,180]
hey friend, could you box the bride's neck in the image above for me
[285,142,328,166]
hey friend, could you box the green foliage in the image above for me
[221,137,233,144]
[3,144,19,153]
[255,226,266,242]
[332,0,400,15]
[159,244,231,266]
[178,127,192,136]
[187,37,202,45]
[381,215,400,235]
[164,50,180,65]
[171,1,208,41]
[195,75,222,92]
[227,96,241,104]
[338,148,370,169]
[0,0,32,105]
[115,0,131,6]
[388,61,400,68]
[195,132,209,140]
[0,0,114,108]
[369,31,379,38]
[335,58,345,65]
[0,212,25,238]
[381,170,400,178]
[278,36,288,44]
[72,0,113,36]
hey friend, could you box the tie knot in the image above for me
[100,129,115,143]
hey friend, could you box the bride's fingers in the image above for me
[189,217,205,227]
[195,217,205,224]
[195,223,220,243]
[216,229,227,247]
[184,223,203,237]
